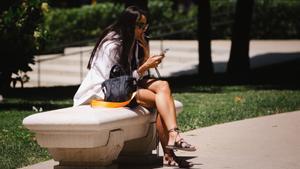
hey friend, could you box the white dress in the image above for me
[73,32,142,106]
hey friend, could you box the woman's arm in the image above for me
[136,35,163,76]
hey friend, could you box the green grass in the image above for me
[1,85,300,169]
[174,86,300,131]
[0,99,71,169]
[0,110,51,169]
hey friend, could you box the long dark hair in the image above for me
[87,6,147,71]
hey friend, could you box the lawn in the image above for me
[174,85,300,131]
[1,85,300,169]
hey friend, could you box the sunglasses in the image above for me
[136,22,148,30]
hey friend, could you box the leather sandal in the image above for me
[165,128,196,152]
[163,155,194,168]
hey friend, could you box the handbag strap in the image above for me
[90,92,136,108]
[110,64,127,78]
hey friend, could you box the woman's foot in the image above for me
[163,153,194,168]
[166,127,196,152]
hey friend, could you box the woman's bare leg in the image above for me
[135,88,174,156]
[136,87,194,167]
[140,79,179,144]
[156,114,174,154]
[137,79,181,146]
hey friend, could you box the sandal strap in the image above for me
[177,159,194,168]
[164,156,178,167]
[175,138,192,148]
[168,159,177,166]
[168,127,180,133]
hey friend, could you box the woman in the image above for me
[73,6,196,168]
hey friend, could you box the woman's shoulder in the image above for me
[106,31,119,39]
[101,32,121,50]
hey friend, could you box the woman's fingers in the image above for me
[147,55,163,68]
[152,55,164,61]
[142,54,164,69]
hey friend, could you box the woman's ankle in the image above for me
[167,131,176,144]
[164,151,176,159]
[168,131,182,142]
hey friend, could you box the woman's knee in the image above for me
[135,89,156,108]
[157,80,171,94]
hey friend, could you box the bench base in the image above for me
[117,122,161,165]
[50,130,124,168]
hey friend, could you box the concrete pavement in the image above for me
[178,110,300,169]
[21,110,300,169]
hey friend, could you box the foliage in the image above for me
[149,0,197,39]
[42,3,123,52]
[251,0,300,39]
[41,1,198,52]
[40,0,300,53]
[0,0,48,88]
[210,0,236,39]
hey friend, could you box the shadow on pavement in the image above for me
[209,52,300,74]
[251,52,300,68]
[1,52,300,100]
[117,156,200,169]
[167,52,300,92]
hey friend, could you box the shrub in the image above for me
[251,0,300,39]
[41,0,300,53]
[0,0,47,90]
[42,3,123,52]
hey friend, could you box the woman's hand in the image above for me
[137,54,164,76]
[144,54,164,68]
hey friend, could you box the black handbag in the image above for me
[101,64,137,102]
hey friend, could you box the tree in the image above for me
[198,0,214,76]
[227,0,254,76]
[0,0,47,92]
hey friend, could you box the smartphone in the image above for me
[162,48,169,55]
[160,48,169,59]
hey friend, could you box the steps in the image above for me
[25,40,200,87]
[23,40,300,88]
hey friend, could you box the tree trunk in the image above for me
[198,0,214,76]
[0,71,12,95]
[227,0,254,75]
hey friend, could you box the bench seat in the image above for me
[23,100,183,168]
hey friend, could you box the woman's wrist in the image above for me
[137,66,145,76]
[138,62,149,75]
[136,69,143,77]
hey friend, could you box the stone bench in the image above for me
[23,100,183,169]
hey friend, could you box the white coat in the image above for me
[73,32,143,106]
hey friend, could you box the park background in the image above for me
[1,0,300,169]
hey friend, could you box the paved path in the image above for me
[21,40,300,88]
[21,110,300,169]
[178,111,300,169]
